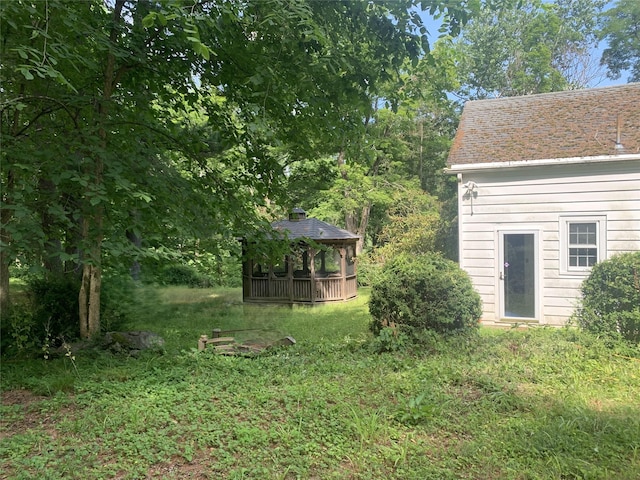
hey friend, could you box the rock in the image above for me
[103,331,165,355]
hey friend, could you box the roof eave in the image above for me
[446,153,640,174]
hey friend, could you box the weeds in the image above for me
[1,286,639,479]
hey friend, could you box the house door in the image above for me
[499,232,537,319]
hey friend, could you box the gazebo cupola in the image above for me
[242,208,359,304]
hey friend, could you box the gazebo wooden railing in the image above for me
[247,273,358,303]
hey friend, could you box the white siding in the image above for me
[457,159,640,326]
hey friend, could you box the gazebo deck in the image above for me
[246,274,358,303]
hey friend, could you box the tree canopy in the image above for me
[600,0,640,82]
[451,0,607,99]
[1,0,475,336]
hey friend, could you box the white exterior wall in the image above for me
[453,158,640,326]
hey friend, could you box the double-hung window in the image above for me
[568,223,597,267]
[560,216,606,274]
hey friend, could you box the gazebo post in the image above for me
[268,264,275,299]
[288,254,294,302]
[340,246,347,301]
[309,248,316,303]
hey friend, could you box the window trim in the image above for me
[559,215,606,275]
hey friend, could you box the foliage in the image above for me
[158,264,214,288]
[452,0,607,99]
[99,274,137,334]
[301,88,459,258]
[0,299,36,354]
[3,0,469,336]
[372,187,441,260]
[1,287,639,479]
[26,275,81,346]
[574,251,640,343]
[369,253,482,337]
[357,186,447,286]
[0,274,133,355]
[286,35,462,256]
[368,326,412,353]
[599,0,640,82]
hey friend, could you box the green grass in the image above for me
[1,286,639,479]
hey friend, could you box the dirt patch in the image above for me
[1,389,46,407]
[145,451,215,479]
[0,389,74,442]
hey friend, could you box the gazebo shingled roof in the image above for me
[271,217,359,242]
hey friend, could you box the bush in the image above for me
[369,253,482,337]
[0,300,37,354]
[2,273,134,355]
[355,252,382,287]
[574,252,640,344]
[27,275,81,345]
[142,254,242,288]
[160,264,213,288]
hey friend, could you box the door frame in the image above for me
[496,227,542,322]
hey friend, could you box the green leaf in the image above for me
[18,68,34,80]
[142,12,156,28]
[192,42,210,60]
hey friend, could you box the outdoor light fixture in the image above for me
[463,181,479,215]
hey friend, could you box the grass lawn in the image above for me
[1,286,639,479]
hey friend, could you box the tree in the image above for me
[292,38,460,255]
[2,0,470,337]
[288,35,457,260]
[600,0,640,82]
[452,0,606,99]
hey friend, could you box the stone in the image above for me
[103,331,165,355]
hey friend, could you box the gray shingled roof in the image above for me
[448,83,640,166]
[272,217,359,242]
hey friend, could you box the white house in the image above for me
[447,84,640,326]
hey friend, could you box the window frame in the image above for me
[559,216,607,275]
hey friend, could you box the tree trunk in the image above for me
[127,211,142,281]
[356,204,370,255]
[0,246,10,318]
[78,0,124,339]
[79,217,103,338]
[0,175,12,316]
[0,81,24,316]
[338,149,370,254]
[39,177,64,275]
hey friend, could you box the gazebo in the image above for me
[242,208,359,304]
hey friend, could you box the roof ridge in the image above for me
[465,83,640,105]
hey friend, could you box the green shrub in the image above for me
[574,252,640,343]
[207,254,243,287]
[0,301,37,354]
[143,254,241,288]
[27,275,81,345]
[160,264,213,288]
[355,252,382,287]
[2,273,134,355]
[369,253,482,337]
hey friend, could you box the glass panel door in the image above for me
[502,233,536,318]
